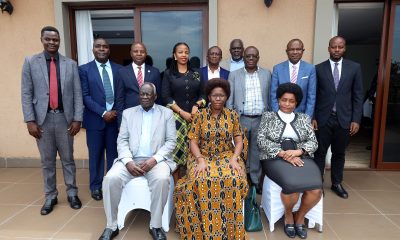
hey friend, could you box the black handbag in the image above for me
[244,186,263,232]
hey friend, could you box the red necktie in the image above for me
[49,57,58,110]
[137,66,143,87]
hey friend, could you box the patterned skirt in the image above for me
[174,152,249,240]
[172,112,191,166]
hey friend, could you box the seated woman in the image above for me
[174,78,249,240]
[257,83,322,239]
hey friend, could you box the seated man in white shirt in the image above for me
[99,83,177,240]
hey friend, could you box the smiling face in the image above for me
[130,43,147,66]
[41,31,60,55]
[174,44,190,66]
[92,38,110,64]
[278,92,297,113]
[286,40,304,64]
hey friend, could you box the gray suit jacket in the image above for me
[226,67,272,115]
[116,104,177,172]
[21,52,83,125]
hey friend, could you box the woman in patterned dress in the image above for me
[161,42,205,180]
[174,78,249,240]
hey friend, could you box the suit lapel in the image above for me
[284,61,291,83]
[323,60,336,90]
[151,105,159,138]
[110,62,118,96]
[129,64,140,90]
[91,61,105,95]
[240,70,246,100]
[59,54,66,95]
[296,60,305,86]
[336,59,347,92]
[38,53,49,89]
[144,64,151,83]
[133,107,142,140]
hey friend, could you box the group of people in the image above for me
[21,25,363,240]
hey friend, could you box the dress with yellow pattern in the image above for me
[174,107,249,240]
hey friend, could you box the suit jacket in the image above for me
[115,63,161,125]
[115,104,177,172]
[21,51,83,126]
[314,59,363,129]
[271,60,316,117]
[79,60,122,130]
[200,66,230,81]
[226,67,272,115]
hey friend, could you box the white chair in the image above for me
[117,175,174,232]
[260,176,323,232]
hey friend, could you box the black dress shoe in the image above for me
[149,227,166,240]
[98,228,119,240]
[40,197,58,215]
[331,184,349,199]
[91,189,103,201]
[295,224,308,239]
[67,196,82,209]
[284,223,296,238]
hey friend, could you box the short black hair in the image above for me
[41,26,59,37]
[205,78,230,99]
[276,83,303,107]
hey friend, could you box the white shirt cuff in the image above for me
[121,157,133,165]
[101,111,107,117]
[153,155,164,163]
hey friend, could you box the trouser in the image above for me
[36,112,78,199]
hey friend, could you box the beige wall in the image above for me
[0,0,88,162]
[218,0,316,70]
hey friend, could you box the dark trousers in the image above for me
[86,121,118,192]
[314,114,350,185]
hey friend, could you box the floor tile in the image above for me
[123,209,154,240]
[323,189,379,214]
[385,215,400,230]
[0,205,27,225]
[343,171,400,191]
[0,205,77,238]
[0,183,43,205]
[358,190,400,214]
[0,168,40,183]
[377,171,400,188]
[324,214,400,240]
[0,183,9,192]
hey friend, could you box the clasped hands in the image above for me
[194,157,243,177]
[179,105,199,123]
[126,158,157,176]
[277,149,304,167]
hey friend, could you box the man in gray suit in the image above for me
[99,83,177,240]
[21,26,83,215]
[227,46,271,194]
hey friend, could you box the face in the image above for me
[139,84,157,110]
[328,37,346,62]
[230,40,244,61]
[244,47,259,70]
[207,47,222,66]
[174,44,190,66]
[286,40,304,64]
[209,87,227,111]
[92,38,110,63]
[130,43,147,66]
[41,31,60,55]
[278,93,297,113]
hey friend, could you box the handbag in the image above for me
[244,185,263,232]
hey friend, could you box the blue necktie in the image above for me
[333,62,340,90]
[101,64,113,105]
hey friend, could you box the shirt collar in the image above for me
[44,51,59,61]
[329,58,343,66]
[140,105,155,113]
[289,60,301,69]
[132,62,145,69]
[206,106,227,119]
[208,66,220,72]
[244,66,259,74]
[230,58,244,64]
[95,59,110,68]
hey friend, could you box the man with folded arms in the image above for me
[99,83,177,240]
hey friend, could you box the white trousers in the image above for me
[102,160,171,230]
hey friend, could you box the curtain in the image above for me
[75,10,94,65]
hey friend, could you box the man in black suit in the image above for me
[115,42,161,126]
[312,36,363,199]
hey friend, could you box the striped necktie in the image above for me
[290,65,297,83]
[101,64,113,105]
[137,66,143,87]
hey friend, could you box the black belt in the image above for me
[48,109,64,113]
[242,114,261,118]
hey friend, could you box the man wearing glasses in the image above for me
[200,46,230,81]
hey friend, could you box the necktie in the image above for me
[290,65,297,83]
[137,66,143,87]
[333,62,340,90]
[101,64,114,105]
[49,57,58,110]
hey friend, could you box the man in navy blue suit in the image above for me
[200,46,230,81]
[115,42,161,126]
[79,38,122,201]
[312,36,363,199]
[270,39,316,117]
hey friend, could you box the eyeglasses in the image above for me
[208,52,222,56]
[210,94,226,99]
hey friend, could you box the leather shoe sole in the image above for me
[99,228,119,240]
[67,196,82,209]
[40,198,58,215]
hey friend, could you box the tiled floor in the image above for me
[0,168,400,240]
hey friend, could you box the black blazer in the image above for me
[314,59,363,129]
[115,63,161,125]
